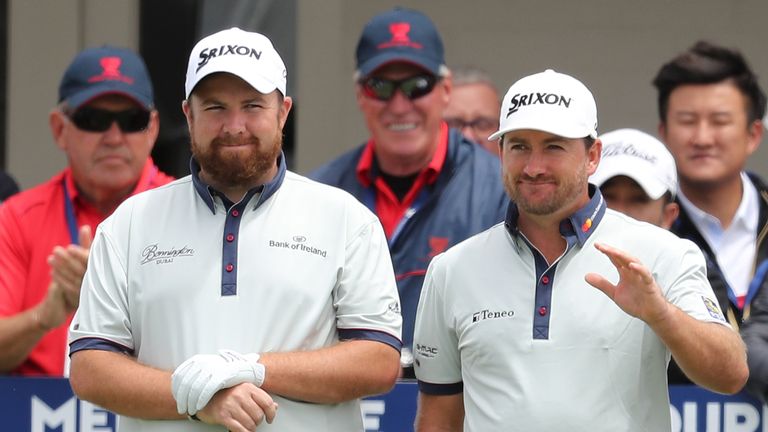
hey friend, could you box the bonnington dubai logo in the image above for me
[268,235,327,258]
[140,244,195,265]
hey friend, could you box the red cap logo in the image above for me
[427,237,449,259]
[378,22,423,49]
[88,56,134,84]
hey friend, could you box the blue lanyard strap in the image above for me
[62,179,79,245]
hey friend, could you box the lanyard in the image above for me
[62,179,79,245]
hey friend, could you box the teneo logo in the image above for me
[140,244,195,265]
[268,237,327,258]
[197,45,262,72]
[415,343,438,358]
[507,92,571,116]
[472,309,515,323]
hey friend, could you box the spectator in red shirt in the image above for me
[0,46,173,376]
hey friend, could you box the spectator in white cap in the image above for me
[413,69,746,431]
[68,27,402,432]
[590,128,679,229]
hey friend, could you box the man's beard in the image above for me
[192,132,282,188]
[503,164,586,216]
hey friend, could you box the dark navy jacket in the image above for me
[310,130,508,352]
[668,172,768,395]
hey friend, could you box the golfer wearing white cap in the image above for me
[68,28,402,432]
[413,69,746,431]
[590,128,680,229]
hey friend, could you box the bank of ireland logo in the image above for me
[268,235,328,258]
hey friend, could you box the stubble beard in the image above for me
[504,164,586,216]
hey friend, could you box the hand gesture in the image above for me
[47,225,93,309]
[584,242,672,326]
[34,226,93,330]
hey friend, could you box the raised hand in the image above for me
[584,242,672,326]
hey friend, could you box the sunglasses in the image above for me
[360,75,439,101]
[69,107,151,133]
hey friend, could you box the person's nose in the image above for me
[522,150,547,177]
[460,126,481,144]
[101,121,124,146]
[386,90,414,114]
[222,110,247,135]
[690,120,716,148]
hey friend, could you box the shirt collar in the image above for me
[505,184,607,247]
[678,171,759,233]
[191,152,287,214]
[355,121,449,187]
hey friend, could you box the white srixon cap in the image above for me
[590,128,678,200]
[489,69,597,141]
[185,27,287,98]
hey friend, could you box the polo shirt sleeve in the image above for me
[334,203,402,351]
[660,237,730,326]
[69,216,135,355]
[413,254,463,394]
[0,202,28,315]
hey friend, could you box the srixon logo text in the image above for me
[197,45,262,71]
[507,92,571,115]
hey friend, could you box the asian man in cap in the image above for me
[590,128,679,229]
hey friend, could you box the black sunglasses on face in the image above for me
[69,107,151,133]
[360,75,439,101]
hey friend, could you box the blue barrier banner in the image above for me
[1,377,765,431]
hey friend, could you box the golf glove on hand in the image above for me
[171,349,265,415]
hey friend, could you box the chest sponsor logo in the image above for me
[268,236,327,258]
[415,343,438,358]
[140,244,195,265]
[472,309,515,323]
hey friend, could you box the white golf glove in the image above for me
[171,349,265,415]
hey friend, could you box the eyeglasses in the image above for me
[445,117,498,133]
[69,107,151,133]
[360,75,439,101]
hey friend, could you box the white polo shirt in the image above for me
[70,158,402,432]
[413,190,726,431]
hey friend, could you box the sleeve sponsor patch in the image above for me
[702,296,726,322]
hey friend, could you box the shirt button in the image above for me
[538,306,548,316]
[226,234,235,242]
[231,209,240,217]
[226,263,234,272]
[542,276,550,284]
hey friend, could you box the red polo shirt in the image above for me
[356,122,449,238]
[0,159,173,375]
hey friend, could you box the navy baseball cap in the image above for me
[355,7,445,78]
[59,46,154,111]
